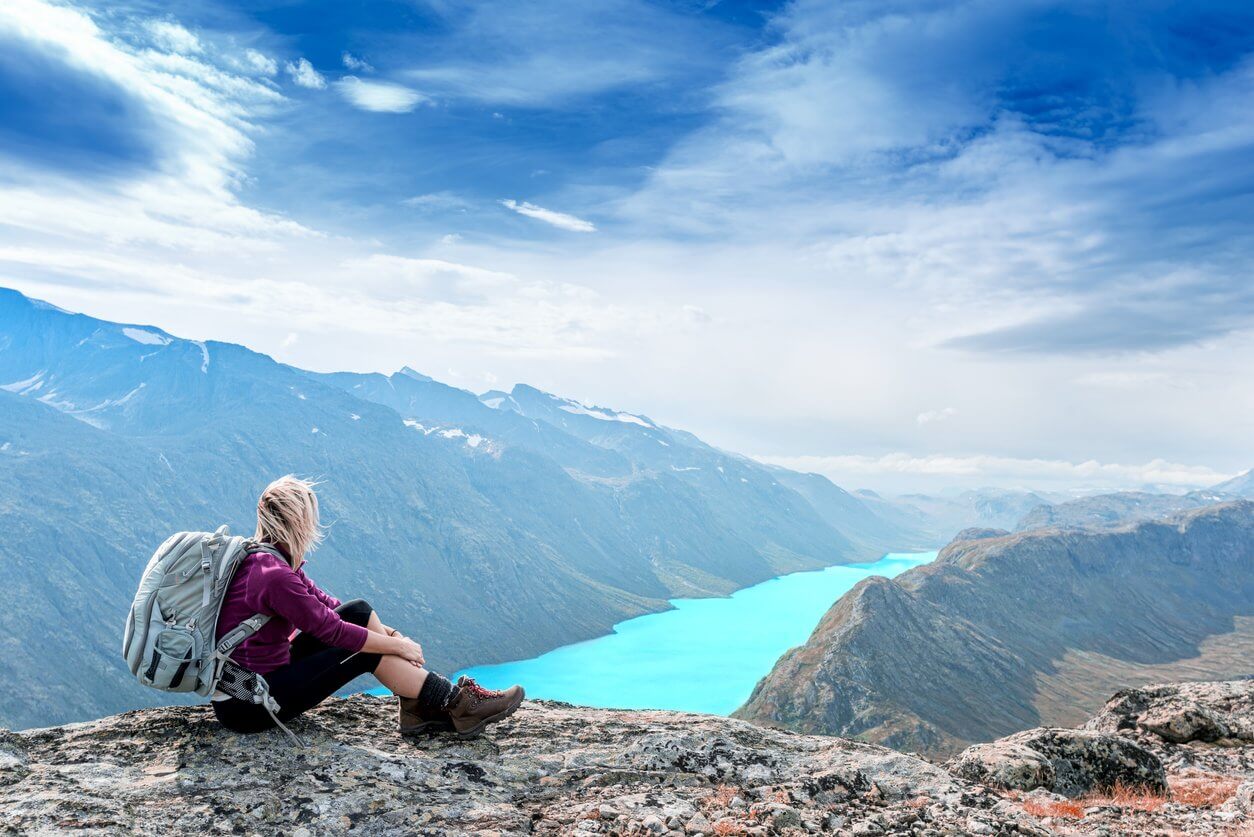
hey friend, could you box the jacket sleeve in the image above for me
[256,561,368,653]
[297,568,342,610]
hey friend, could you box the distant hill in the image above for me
[735,502,1254,756]
[1215,469,1254,497]
[1014,489,1235,531]
[853,487,1060,544]
[0,288,908,729]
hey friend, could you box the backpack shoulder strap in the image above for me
[215,612,271,656]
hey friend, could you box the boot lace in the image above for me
[462,678,504,700]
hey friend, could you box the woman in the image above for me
[213,475,524,738]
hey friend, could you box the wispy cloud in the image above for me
[335,77,426,113]
[241,48,277,76]
[500,199,595,232]
[622,1,1254,358]
[402,192,473,212]
[144,20,201,55]
[916,407,957,426]
[342,52,373,72]
[400,0,721,107]
[285,57,325,89]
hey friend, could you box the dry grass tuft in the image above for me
[1169,772,1241,808]
[704,784,738,810]
[1099,781,1167,812]
[1020,781,1169,820]
[1022,797,1086,819]
[711,818,745,836]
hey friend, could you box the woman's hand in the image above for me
[391,635,425,667]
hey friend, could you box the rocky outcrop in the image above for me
[949,728,1167,797]
[952,680,1254,835]
[0,696,1054,837]
[2,683,1250,835]
[737,502,1254,755]
[1085,680,1254,744]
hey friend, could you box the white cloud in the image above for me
[242,48,277,76]
[335,76,426,113]
[916,407,957,426]
[0,0,305,245]
[500,200,596,233]
[440,234,462,244]
[285,57,326,89]
[145,20,201,54]
[342,51,373,72]
[756,452,1234,493]
[403,192,472,212]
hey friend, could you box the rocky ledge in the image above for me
[950,680,1253,835]
[0,696,1052,837]
[1,682,1251,836]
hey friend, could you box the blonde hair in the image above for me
[255,475,323,566]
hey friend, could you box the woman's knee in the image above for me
[336,598,374,627]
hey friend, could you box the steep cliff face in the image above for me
[736,502,1254,756]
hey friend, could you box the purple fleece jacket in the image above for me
[216,551,369,674]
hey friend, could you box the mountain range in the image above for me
[735,501,1254,756]
[0,288,915,729]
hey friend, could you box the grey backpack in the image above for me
[122,525,304,744]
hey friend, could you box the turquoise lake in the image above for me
[384,551,935,715]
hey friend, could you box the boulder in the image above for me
[948,741,1054,791]
[1086,680,1254,744]
[949,727,1166,797]
[1138,699,1229,743]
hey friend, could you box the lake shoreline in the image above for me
[368,549,939,715]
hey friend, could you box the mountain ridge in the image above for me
[736,501,1254,756]
[0,287,906,729]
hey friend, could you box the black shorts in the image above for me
[212,599,382,733]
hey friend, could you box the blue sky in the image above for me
[1,0,1252,492]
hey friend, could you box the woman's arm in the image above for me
[257,561,368,653]
[361,631,425,666]
[296,568,341,609]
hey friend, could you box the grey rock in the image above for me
[0,696,1047,836]
[949,728,1166,797]
[1086,680,1254,744]
[1224,780,1254,814]
[949,741,1055,790]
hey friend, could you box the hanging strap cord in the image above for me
[215,660,306,747]
[213,612,306,748]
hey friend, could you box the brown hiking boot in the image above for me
[398,695,453,737]
[446,676,524,738]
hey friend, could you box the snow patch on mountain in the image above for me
[121,328,170,346]
[403,419,485,449]
[479,390,521,413]
[438,427,484,448]
[1,372,45,394]
[556,399,655,428]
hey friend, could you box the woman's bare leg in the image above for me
[364,610,430,698]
